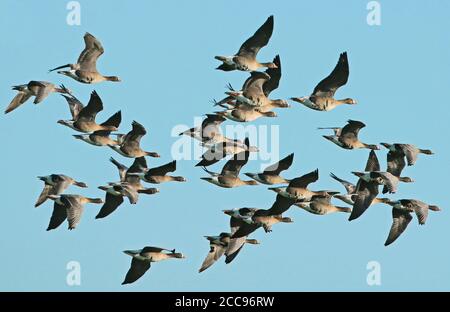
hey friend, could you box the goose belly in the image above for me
[286,187,314,201]
[218,176,240,188]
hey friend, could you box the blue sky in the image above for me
[0,0,449,291]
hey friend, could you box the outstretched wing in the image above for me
[313,52,349,98]
[122,258,151,285]
[237,15,274,58]
[384,208,412,246]
[78,32,104,72]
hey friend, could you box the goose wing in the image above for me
[5,91,31,114]
[146,160,176,177]
[61,93,84,119]
[237,15,274,58]
[122,258,151,285]
[312,52,349,98]
[263,153,294,176]
[199,243,226,273]
[78,32,104,72]
[330,172,356,194]
[398,144,419,166]
[64,196,84,230]
[96,192,124,219]
[35,184,54,208]
[339,120,366,143]
[263,55,281,96]
[267,194,296,216]
[76,90,103,122]
[121,121,147,152]
[349,180,379,221]
[384,208,412,246]
[110,157,128,182]
[47,202,68,231]
[365,150,380,172]
[288,169,319,188]
[221,138,250,176]
[31,81,54,104]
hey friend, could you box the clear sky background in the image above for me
[0,0,449,291]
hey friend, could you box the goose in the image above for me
[179,114,227,144]
[349,151,413,221]
[384,199,441,246]
[122,246,185,285]
[109,157,159,195]
[351,171,414,194]
[268,169,329,201]
[196,137,258,167]
[224,195,295,256]
[330,172,390,206]
[49,32,120,84]
[295,193,351,215]
[198,233,259,273]
[5,81,71,114]
[58,91,121,133]
[321,120,379,150]
[200,140,258,188]
[221,58,289,112]
[96,183,139,219]
[131,160,186,184]
[380,143,433,193]
[109,121,160,158]
[215,16,277,72]
[245,153,294,185]
[291,52,356,111]
[215,107,277,123]
[35,174,87,208]
[45,194,103,230]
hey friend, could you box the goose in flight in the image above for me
[35,174,87,207]
[321,120,379,150]
[245,153,294,185]
[200,139,258,188]
[330,172,390,206]
[49,32,120,84]
[122,246,185,285]
[219,58,289,112]
[96,183,139,219]
[384,199,441,246]
[131,160,186,184]
[58,91,121,134]
[215,106,277,123]
[179,114,227,144]
[349,151,413,221]
[198,233,259,273]
[224,195,295,256]
[5,81,71,114]
[268,169,329,201]
[380,143,433,193]
[109,121,160,158]
[45,194,103,230]
[108,157,158,196]
[295,193,351,215]
[291,52,356,111]
[196,137,258,167]
[215,16,277,72]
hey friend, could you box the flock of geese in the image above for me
[6,16,440,285]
